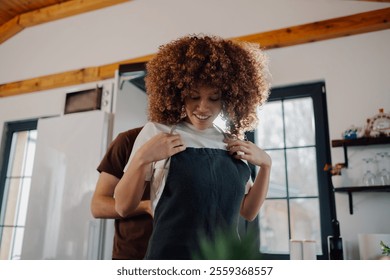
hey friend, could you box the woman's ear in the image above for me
[180,105,187,119]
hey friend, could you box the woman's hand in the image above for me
[115,132,185,217]
[224,138,271,168]
[225,138,272,221]
[136,132,186,165]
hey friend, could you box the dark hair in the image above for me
[145,34,271,136]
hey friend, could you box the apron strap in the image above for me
[150,125,176,182]
[161,125,177,168]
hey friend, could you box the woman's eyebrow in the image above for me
[190,89,199,94]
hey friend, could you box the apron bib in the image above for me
[145,147,250,259]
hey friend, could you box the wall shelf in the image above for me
[331,136,390,214]
[332,136,390,147]
[334,186,390,214]
[331,137,390,167]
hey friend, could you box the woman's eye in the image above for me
[190,96,200,100]
[210,96,221,102]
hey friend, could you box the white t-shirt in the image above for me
[124,121,251,212]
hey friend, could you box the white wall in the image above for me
[1,0,389,84]
[266,29,390,259]
[0,80,113,143]
[113,81,148,137]
[1,0,390,259]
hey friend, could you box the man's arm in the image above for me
[91,171,151,219]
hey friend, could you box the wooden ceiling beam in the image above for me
[18,0,129,27]
[358,1,390,3]
[0,16,23,43]
[0,53,155,97]
[0,0,130,44]
[1,7,390,98]
[235,7,390,49]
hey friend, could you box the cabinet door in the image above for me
[21,111,111,260]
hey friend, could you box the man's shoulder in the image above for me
[116,127,144,143]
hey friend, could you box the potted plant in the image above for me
[380,241,390,259]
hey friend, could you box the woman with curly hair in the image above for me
[115,34,272,259]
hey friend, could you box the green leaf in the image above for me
[192,228,262,260]
[380,240,390,256]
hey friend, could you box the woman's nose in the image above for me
[197,98,209,110]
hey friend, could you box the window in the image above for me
[254,82,333,260]
[0,120,37,260]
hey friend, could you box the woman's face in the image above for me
[183,85,222,130]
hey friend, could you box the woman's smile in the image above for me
[193,113,211,120]
[184,85,222,130]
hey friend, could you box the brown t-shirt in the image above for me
[97,127,153,260]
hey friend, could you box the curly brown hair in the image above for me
[145,34,271,136]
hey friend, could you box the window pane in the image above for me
[256,102,284,149]
[0,227,25,260]
[286,147,318,197]
[284,98,315,147]
[1,177,31,227]
[9,227,24,260]
[290,198,322,254]
[0,227,12,259]
[24,131,37,177]
[7,132,29,177]
[15,178,31,226]
[266,150,286,198]
[3,178,21,225]
[259,200,289,254]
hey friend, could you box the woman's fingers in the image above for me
[167,134,186,153]
[162,133,186,155]
[168,134,184,148]
[140,133,185,163]
[225,139,250,154]
[225,139,270,167]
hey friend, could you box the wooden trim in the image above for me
[0,68,98,98]
[18,0,129,27]
[0,16,23,44]
[99,54,155,80]
[0,0,130,44]
[0,54,154,98]
[358,0,390,3]
[235,7,390,49]
[1,8,390,97]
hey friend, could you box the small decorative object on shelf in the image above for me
[365,108,390,138]
[324,163,346,176]
[339,109,390,141]
[342,125,364,139]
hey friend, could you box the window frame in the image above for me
[249,81,334,260]
[0,119,38,256]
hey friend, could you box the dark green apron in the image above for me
[144,147,250,259]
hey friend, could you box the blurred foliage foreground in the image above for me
[193,228,262,260]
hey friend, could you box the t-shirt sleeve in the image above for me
[245,179,252,194]
[123,122,168,180]
[243,160,253,195]
[97,127,143,179]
